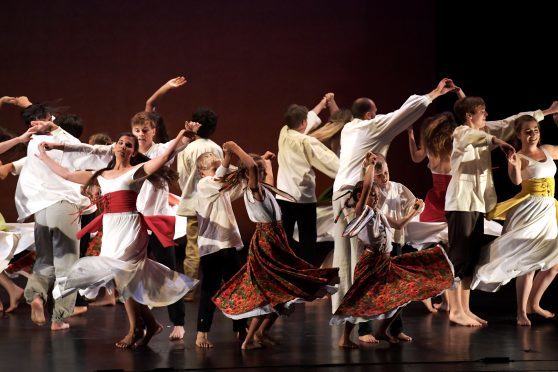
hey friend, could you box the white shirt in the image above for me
[244,187,282,223]
[377,181,416,245]
[176,138,223,216]
[445,110,545,213]
[333,94,432,192]
[276,110,339,203]
[196,166,243,256]
[15,128,90,222]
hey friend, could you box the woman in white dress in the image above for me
[36,127,199,348]
[472,115,558,326]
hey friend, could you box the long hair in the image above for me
[420,112,457,159]
[83,133,177,193]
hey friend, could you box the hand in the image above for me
[324,92,335,102]
[222,141,237,154]
[30,120,55,134]
[261,151,276,161]
[40,141,63,151]
[17,127,38,143]
[496,139,515,159]
[507,152,521,167]
[36,142,50,160]
[413,199,424,211]
[184,121,201,138]
[0,96,16,108]
[436,78,456,96]
[407,126,415,138]
[545,100,558,115]
[166,76,187,89]
[362,150,377,168]
[14,96,32,108]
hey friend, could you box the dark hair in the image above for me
[21,103,51,126]
[193,108,218,138]
[84,133,177,192]
[284,104,308,129]
[149,112,170,143]
[513,114,540,149]
[351,98,374,119]
[88,133,113,145]
[55,113,83,139]
[453,97,485,124]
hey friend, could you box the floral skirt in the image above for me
[213,221,339,318]
[331,245,454,324]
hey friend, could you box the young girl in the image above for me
[330,159,454,348]
[36,128,198,348]
[472,115,558,326]
[212,141,339,350]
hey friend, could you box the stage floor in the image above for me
[1,281,558,372]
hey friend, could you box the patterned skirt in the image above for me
[213,221,339,319]
[331,245,454,324]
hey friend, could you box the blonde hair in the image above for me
[88,132,112,145]
[196,152,220,171]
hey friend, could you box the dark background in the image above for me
[1,1,557,235]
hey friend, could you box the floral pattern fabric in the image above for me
[213,221,339,316]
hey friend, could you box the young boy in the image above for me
[194,151,247,348]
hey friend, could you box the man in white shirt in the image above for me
[176,108,223,299]
[331,78,456,343]
[277,98,339,265]
[15,104,88,331]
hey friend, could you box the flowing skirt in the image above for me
[213,221,339,319]
[472,196,558,292]
[330,245,454,324]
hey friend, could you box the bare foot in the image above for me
[396,332,413,342]
[374,331,399,344]
[358,334,379,344]
[89,292,116,307]
[237,328,248,342]
[517,313,531,326]
[465,310,487,325]
[422,299,438,313]
[71,306,88,317]
[255,331,280,346]
[338,337,359,349]
[449,312,482,327]
[30,297,46,326]
[51,321,70,331]
[241,339,264,350]
[195,331,214,348]
[115,329,143,349]
[433,300,449,312]
[169,326,185,341]
[531,306,555,319]
[5,286,24,313]
[134,322,163,348]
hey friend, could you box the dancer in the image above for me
[193,151,248,348]
[37,127,198,348]
[472,115,558,326]
[331,158,454,348]
[213,141,339,350]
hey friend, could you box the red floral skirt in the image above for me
[420,174,451,222]
[85,231,103,257]
[213,221,339,317]
[334,245,453,319]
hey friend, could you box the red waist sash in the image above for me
[77,190,176,248]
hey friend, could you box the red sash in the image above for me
[77,190,176,248]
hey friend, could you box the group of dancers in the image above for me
[1,76,558,351]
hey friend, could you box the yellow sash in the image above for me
[487,177,557,221]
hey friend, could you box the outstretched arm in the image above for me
[0,96,32,109]
[0,127,37,155]
[145,76,187,112]
[36,143,92,185]
[426,78,457,101]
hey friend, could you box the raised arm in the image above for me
[142,123,198,176]
[145,76,187,112]
[355,153,377,216]
[261,151,275,185]
[385,199,424,230]
[407,126,426,163]
[325,92,339,116]
[426,78,457,101]
[36,143,92,185]
[222,141,259,195]
[507,153,523,185]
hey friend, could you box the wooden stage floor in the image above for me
[1,280,558,372]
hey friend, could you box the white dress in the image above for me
[472,148,558,292]
[0,213,35,272]
[53,165,198,306]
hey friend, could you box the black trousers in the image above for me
[446,211,484,278]
[148,234,186,326]
[197,248,246,333]
[277,200,317,265]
